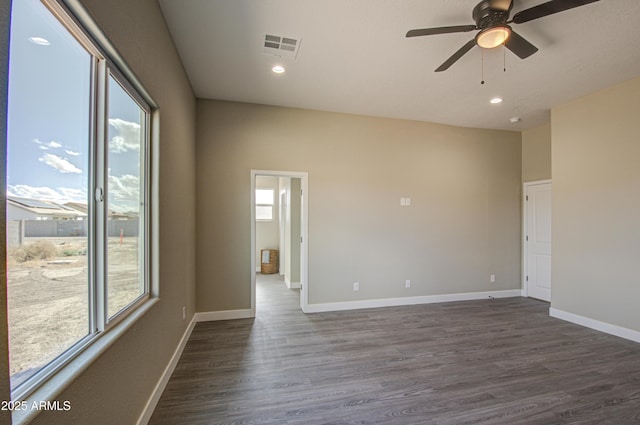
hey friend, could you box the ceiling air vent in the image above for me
[263,34,301,59]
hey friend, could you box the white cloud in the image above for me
[65,149,80,156]
[8,185,61,200]
[39,153,82,174]
[109,118,141,153]
[108,173,140,212]
[57,187,87,200]
[34,139,63,150]
[7,185,87,204]
[34,139,48,150]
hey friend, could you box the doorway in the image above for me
[524,180,552,301]
[251,170,308,315]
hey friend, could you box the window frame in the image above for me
[103,66,151,327]
[255,188,275,221]
[8,0,157,406]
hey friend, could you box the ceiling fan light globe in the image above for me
[476,26,511,49]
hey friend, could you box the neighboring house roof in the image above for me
[8,197,137,220]
[109,211,138,219]
[8,197,87,219]
[64,201,88,215]
[64,201,137,219]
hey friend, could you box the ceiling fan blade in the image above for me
[512,0,600,24]
[504,30,538,59]
[490,0,513,12]
[406,25,476,38]
[435,39,476,72]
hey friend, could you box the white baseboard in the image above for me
[550,307,640,344]
[137,315,196,425]
[137,308,253,424]
[284,276,301,289]
[195,309,254,322]
[304,289,523,313]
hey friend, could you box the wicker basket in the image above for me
[260,249,279,274]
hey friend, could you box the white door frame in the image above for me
[251,170,309,315]
[279,190,286,275]
[523,179,552,300]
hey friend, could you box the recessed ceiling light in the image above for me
[490,97,503,104]
[510,117,521,123]
[272,65,285,74]
[28,36,50,46]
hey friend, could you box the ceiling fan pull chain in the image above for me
[503,42,507,72]
[481,48,485,85]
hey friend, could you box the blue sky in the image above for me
[7,0,143,213]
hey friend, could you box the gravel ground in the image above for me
[6,237,141,389]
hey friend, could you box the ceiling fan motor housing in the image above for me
[473,0,512,29]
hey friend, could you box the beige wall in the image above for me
[0,0,197,423]
[197,100,522,310]
[522,123,551,182]
[1,1,12,423]
[551,76,640,332]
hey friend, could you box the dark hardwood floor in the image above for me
[149,275,640,424]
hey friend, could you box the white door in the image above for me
[525,181,552,301]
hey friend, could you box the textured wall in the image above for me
[551,76,640,332]
[196,100,522,311]
[522,123,551,182]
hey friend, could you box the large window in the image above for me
[6,0,152,398]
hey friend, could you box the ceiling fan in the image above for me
[406,0,600,72]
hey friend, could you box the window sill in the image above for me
[12,297,159,425]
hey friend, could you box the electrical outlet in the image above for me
[353,282,359,292]
[490,274,496,283]
[182,306,186,320]
[405,279,411,289]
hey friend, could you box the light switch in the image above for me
[405,197,411,206]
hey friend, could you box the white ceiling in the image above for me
[158,0,640,131]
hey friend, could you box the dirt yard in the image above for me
[6,236,141,389]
